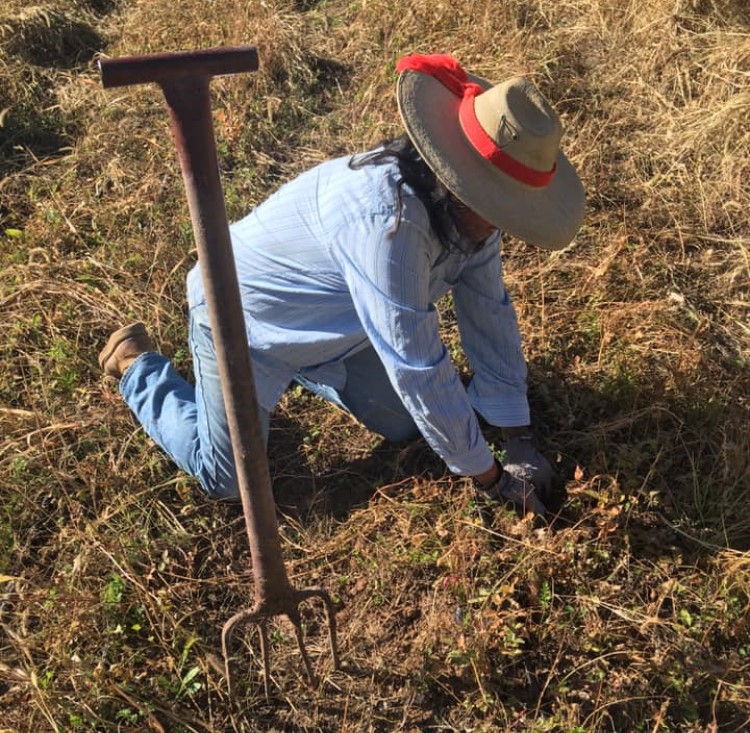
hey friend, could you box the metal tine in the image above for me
[295,587,341,670]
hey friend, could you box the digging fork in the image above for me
[99,45,339,700]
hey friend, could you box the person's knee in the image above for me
[354,402,420,443]
[377,419,421,444]
[199,467,240,501]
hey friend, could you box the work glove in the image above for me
[503,433,562,506]
[474,465,547,517]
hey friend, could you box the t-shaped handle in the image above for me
[99,44,259,88]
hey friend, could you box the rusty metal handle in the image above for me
[99,44,259,88]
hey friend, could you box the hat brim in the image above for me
[397,70,585,250]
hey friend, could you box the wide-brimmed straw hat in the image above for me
[396,54,585,249]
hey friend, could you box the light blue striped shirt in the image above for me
[187,154,529,476]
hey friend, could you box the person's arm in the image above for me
[333,210,495,480]
[473,459,501,488]
[333,210,547,513]
[453,244,561,502]
[451,238,531,428]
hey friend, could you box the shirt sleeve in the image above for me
[452,241,530,427]
[331,211,495,477]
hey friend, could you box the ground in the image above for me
[1,0,749,731]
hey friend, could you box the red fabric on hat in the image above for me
[396,54,483,98]
[397,53,556,188]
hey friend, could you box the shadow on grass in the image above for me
[256,355,748,554]
[0,8,108,179]
[521,356,750,553]
[268,413,445,522]
[0,102,79,180]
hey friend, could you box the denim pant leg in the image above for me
[296,346,420,442]
[118,305,269,500]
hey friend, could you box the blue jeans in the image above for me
[119,311,419,500]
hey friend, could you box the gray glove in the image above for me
[503,434,561,504]
[475,466,547,516]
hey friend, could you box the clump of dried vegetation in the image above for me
[1,0,748,731]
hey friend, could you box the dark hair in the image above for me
[349,133,475,257]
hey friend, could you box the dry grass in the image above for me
[1,0,749,731]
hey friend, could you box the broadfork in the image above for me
[99,45,339,700]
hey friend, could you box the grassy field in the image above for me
[1,0,749,731]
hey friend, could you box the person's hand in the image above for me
[502,432,562,505]
[474,462,547,517]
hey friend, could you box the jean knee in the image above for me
[198,466,240,501]
[378,419,421,444]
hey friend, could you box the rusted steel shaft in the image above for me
[101,42,289,614]
[99,45,338,698]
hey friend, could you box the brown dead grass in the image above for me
[1,0,749,731]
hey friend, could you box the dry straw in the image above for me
[1,0,748,731]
